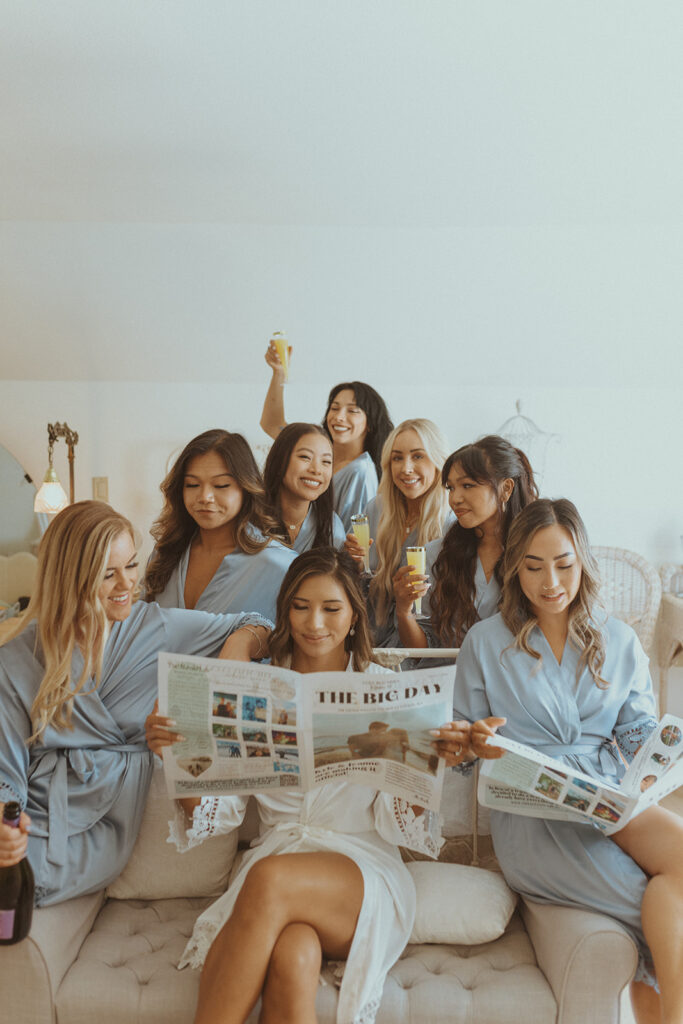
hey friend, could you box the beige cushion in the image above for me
[408,861,517,945]
[107,766,238,900]
[57,901,556,1024]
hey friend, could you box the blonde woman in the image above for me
[346,418,453,647]
[449,499,683,1024]
[0,501,271,904]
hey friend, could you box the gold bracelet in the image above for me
[243,625,265,659]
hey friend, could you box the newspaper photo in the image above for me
[477,715,683,834]
[157,653,455,811]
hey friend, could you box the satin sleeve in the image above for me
[0,663,31,809]
[451,627,493,722]
[613,629,658,760]
[158,606,273,658]
[168,794,249,852]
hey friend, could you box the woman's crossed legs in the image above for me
[194,851,364,1024]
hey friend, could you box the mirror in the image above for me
[0,444,41,555]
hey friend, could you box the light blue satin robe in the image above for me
[333,452,378,531]
[365,496,455,648]
[154,529,297,623]
[0,601,270,906]
[292,506,346,553]
[416,538,502,661]
[454,612,658,986]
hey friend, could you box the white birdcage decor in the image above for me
[496,400,559,492]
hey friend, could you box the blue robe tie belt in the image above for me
[28,744,147,866]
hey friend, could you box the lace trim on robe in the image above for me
[177,917,221,970]
[392,797,443,860]
[614,717,658,761]
[168,796,226,853]
[322,963,383,1024]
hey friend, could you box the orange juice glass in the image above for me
[271,332,289,381]
[405,546,426,616]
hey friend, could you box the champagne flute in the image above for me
[271,331,290,381]
[405,546,427,617]
[350,513,371,574]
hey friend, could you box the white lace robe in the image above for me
[169,666,442,1024]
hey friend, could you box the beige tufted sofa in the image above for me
[2,767,638,1024]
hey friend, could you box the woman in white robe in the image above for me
[146,548,442,1024]
[262,422,346,553]
[0,501,271,905]
[439,498,683,1024]
[144,429,297,623]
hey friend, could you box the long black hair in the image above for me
[263,423,336,548]
[431,435,538,645]
[323,382,393,477]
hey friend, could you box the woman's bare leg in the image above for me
[613,806,683,1024]
[630,981,662,1024]
[260,923,322,1024]
[193,852,364,1024]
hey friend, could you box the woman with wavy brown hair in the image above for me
[0,501,271,906]
[147,547,444,1024]
[144,429,297,623]
[402,435,537,653]
[450,499,683,1024]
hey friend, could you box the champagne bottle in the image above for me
[0,802,34,944]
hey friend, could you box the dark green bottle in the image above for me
[0,802,34,944]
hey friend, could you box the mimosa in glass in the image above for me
[405,546,427,617]
[271,331,290,381]
[350,513,371,573]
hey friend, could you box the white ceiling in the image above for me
[2,1,682,226]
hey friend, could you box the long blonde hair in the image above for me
[1,501,137,742]
[370,419,450,625]
[500,498,608,687]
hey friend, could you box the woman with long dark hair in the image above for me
[146,547,442,1024]
[144,429,297,623]
[260,341,393,530]
[398,435,537,651]
[262,422,345,552]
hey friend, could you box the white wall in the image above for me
[1,374,680,569]
[1,221,681,564]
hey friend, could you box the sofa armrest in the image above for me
[521,898,638,1024]
[0,890,105,1023]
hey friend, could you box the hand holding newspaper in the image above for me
[157,653,455,812]
[477,715,683,834]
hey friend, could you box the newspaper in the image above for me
[477,715,683,834]
[157,653,455,811]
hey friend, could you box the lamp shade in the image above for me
[34,468,68,514]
